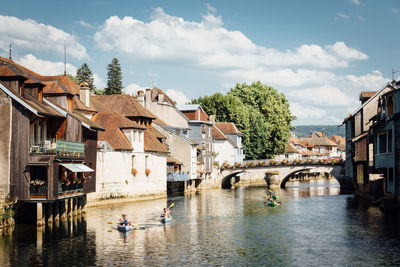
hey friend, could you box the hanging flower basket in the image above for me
[145,168,151,176]
[131,168,138,176]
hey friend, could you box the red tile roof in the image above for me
[144,128,168,153]
[91,94,156,119]
[212,125,228,140]
[92,111,145,150]
[286,143,299,153]
[215,122,241,135]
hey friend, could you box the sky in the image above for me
[1,0,400,125]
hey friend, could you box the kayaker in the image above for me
[119,214,132,226]
[161,208,171,218]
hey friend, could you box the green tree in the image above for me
[191,81,295,159]
[76,63,96,90]
[105,58,123,95]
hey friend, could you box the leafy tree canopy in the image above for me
[105,58,123,95]
[191,81,295,159]
[65,74,79,85]
[76,63,96,90]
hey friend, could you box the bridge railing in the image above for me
[221,158,344,170]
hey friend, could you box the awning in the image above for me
[61,163,94,172]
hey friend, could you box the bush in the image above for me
[270,159,277,166]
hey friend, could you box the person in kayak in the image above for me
[161,208,171,218]
[119,214,132,226]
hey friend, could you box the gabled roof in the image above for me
[91,94,156,119]
[286,143,299,153]
[39,75,79,95]
[0,82,63,118]
[91,111,145,150]
[303,137,337,147]
[144,128,168,153]
[212,125,228,140]
[150,88,176,105]
[329,135,345,150]
[0,56,79,95]
[92,111,145,130]
[215,122,242,135]
[167,156,183,165]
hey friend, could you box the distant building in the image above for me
[214,122,245,163]
[177,104,213,178]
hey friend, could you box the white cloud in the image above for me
[205,3,217,13]
[94,8,367,70]
[93,73,106,89]
[0,15,87,59]
[125,83,142,95]
[288,86,352,107]
[290,103,341,124]
[350,0,360,6]
[335,13,350,20]
[17,54,77,75]
[392,8,400,14]
[165,89,189,105]
[77,20,95,29]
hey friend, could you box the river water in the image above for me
[1,180,400,266]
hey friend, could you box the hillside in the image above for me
[291,125,345,137]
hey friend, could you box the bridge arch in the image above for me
[280,166,344,188]
[221,171,244,189]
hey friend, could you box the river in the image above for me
[1,180,400,266]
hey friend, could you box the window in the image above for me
[378,131,392,154]
[145,155,149,169]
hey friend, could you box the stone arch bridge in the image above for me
[220,164,349,190]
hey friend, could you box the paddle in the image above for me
[156,202,175,220]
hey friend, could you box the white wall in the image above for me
[88,150,166,202]
[213,140,235,165]
[122,129,144,152]
[154,124,197,179]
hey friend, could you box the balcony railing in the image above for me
[167,172,190,182]
[30,182,47,198]
[30,139,85,158]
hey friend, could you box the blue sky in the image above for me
[1,0,400,125]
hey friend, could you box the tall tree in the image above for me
[76,63,96,90]
[105,58,123,95]
[191,81,295,159]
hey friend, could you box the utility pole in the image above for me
[64,40,67,76]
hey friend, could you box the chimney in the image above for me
[145,88,151,109]
[79,82,90,107]
[209,114,215,123]
[137,90,145,107]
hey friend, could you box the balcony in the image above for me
[30,180,47,199]
[167,171,190,182]
[30,139,85,159]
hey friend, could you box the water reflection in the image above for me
[2,182,400,266]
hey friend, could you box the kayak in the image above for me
[266,201,278,207]
[160,216,172,223]
[117,224,133,232]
